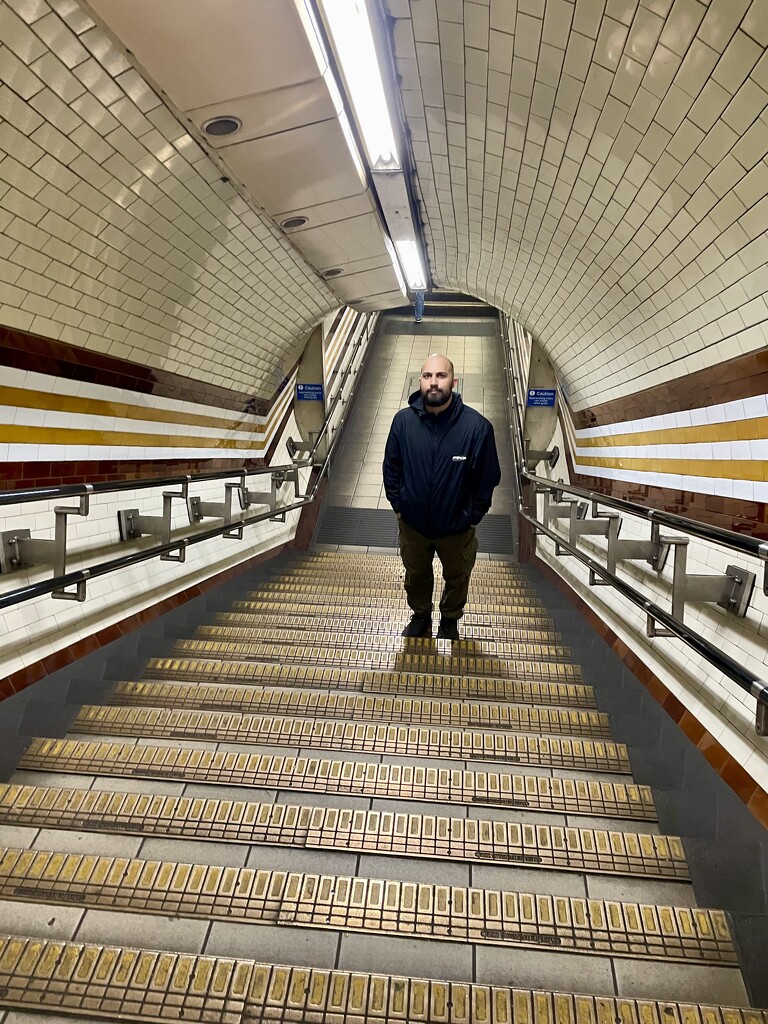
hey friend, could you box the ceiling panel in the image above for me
[290,213,391,267]
[188,81,338,148]
[329,265,403,304]
[86,0,322,111]
[221,119,367,215]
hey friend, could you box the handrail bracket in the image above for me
[0,491,92,600]
[187,477,250,540]
[647,539,756,637]
[117,483,189,562]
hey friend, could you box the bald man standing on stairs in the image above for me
[383,353,501,640]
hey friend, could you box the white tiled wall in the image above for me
[0,412,311,681]
[386,0,768,412]
[530,403,768,795]
[0,0,336,397]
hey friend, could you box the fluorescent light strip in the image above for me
[395,240,426,290]
[319,0,400,170]
[384,236,408,297]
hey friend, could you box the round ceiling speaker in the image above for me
[202,116,241,137]
[280,216,309,229]
[322,268,344,278]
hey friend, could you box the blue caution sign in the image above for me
[527,388,556,407]
[296,383,324,401]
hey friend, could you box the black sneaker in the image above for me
[436,617,460,640]
[402,615,431,637]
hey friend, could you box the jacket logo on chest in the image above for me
[452,455,467,461]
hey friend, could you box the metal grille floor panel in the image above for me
[0,783,686,879]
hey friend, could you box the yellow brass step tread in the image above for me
[1,936,759,1024]
[170,640,582,680]
[302,551,522,568]
[71,707,631,773]
[0,935,251,1024]
[143,659,593,704]
[0,783,685,880]
[0,849,733,963]
[234,597,554,618]
[189,628,573,661]
[111,682,611,737]
[257,581,539,598]
[19,739,656,819]
[231,598,557,622]
[269,568,533,585]
[215,613,562,642]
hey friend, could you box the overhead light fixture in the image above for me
[384,236,408,298]
[318,0,400,171]
[292,0,426,297]
[394,240,426,290]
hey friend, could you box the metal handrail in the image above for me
[522,471,768,564]
[500,316,768,734]
[0,395,349,612]
[523,511,768,711]
[0,312,376,609]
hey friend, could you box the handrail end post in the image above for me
[756,700,768,737]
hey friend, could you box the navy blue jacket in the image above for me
[383,391,501,538]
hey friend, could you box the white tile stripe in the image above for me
[0,444,264,463]
[572,462,768,503]
[574,394,768,440]
[572,441,768,460]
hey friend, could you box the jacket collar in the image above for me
[409,389,463,421]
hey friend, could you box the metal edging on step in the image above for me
[166,640,584,681]
[18,740,656,820]
[0,782,687,880]
[142,660,592,702]
[108,682,611,737]
[0,850,732,964]
[69,707,632,773]
[0,935,762,1024]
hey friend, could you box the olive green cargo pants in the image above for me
[397,518,478,620]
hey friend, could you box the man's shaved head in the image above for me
[419,353,458,413]
[424,353,455,378]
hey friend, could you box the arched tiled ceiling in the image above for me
[385,0,768,411]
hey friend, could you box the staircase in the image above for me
[0,548,766,1023]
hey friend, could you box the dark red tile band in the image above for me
[572,348,768,430]
[0,457,267,491]
[0,325,270,415]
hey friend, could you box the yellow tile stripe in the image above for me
[573,455,768,481]
[0,423,266,451]
[0,385,265,435]
[575,417,768,448]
